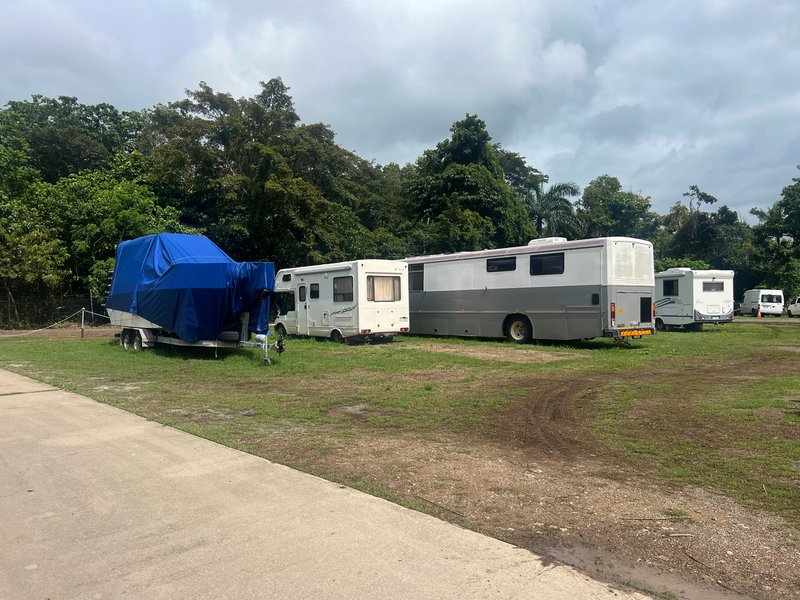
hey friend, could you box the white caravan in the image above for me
[654,268,734,331]
[405,237,655,343]
[272,260,409,342]
[740,289,784,317]
[787,295,800,317]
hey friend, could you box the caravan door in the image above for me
[297,285,309,335]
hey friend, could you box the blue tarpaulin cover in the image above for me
[106,234,275,342]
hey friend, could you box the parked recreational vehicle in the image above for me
[788,295,800,318]
[741,289,784,317]
[654,268,734,331]
[404,237,655,343]
[273,260,409,342]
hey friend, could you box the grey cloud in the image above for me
[1,0,798,219]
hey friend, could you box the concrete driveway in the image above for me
[0,369,646,599]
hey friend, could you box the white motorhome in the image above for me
[273,260,409,342]
[740,289,784,317]
[405,237,655,343]
[654,268,734,331]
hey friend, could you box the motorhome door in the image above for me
[297,285,309,335]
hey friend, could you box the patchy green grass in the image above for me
[1,321,799,522]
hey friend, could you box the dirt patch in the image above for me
[393,341,581,363]
[252,355,800,600]
[261,429,798,600]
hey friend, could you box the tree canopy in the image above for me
[1,80,798,314]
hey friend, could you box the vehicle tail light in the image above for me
[360,329,371,334]
[400,327,409,332]
[611,302,616,327]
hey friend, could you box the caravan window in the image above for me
[367,276,401,302]
[409,264,424,291]
[487,257,516,272]
[530,253,564,276]
[663,279,679,296]
[298,286,306,302]
[281,273,292,282]
[333,276,354,302]
[703,281,724,292]
[310,283,320,299]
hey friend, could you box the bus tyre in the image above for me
[331,330,345,344]
[506,316,532,344]
[275,323,287,337]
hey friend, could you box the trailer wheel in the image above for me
[505,315,532,344]
[331,330,345,344]
[275,323,287,337]
[121,329,133,351]
[132,331,143,351]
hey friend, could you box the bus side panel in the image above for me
[409,285,603,340]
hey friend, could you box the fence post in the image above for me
[81,307,85,339]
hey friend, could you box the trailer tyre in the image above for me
[132,331,143,351]
[121,330,132,351]
[506,315,532,344]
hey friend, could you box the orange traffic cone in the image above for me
[757,306,762,319]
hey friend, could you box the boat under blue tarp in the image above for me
[106,233,275,342]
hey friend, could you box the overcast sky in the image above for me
[2,0,799,219]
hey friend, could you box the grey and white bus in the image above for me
[405,237,655,343]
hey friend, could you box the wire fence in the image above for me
[0,294,111,329]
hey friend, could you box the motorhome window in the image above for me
[486,257,516,272]
[409,264,424,291]
[703,281,724,292]
[333,276,354,302]
[281,273,292,282]
[663,279,679,296]
[298,286,306,302]
[310,283,319,299]
[367,276,401,302]
[530,253,564,276]
[277,292,295,314]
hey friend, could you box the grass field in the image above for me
[1,322,798,521]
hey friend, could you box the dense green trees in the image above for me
[1,80,798,315]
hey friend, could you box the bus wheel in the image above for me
[506,316,532,344]
[331,330,345,344]
[275,323,287,337]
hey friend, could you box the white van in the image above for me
[740,289,784,317]
[273,260,409,342]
